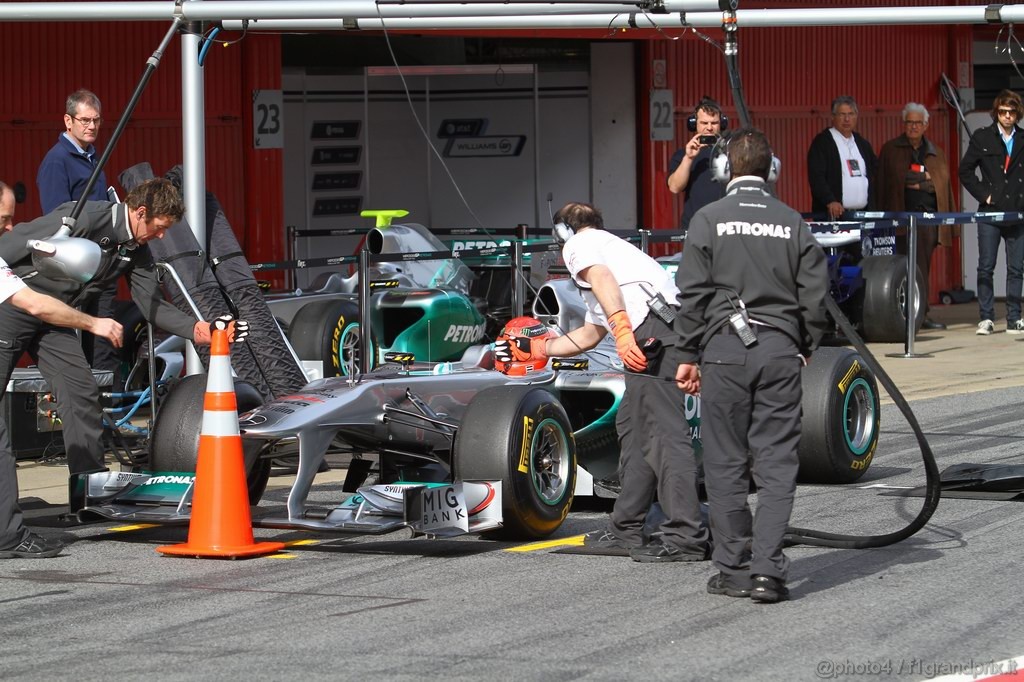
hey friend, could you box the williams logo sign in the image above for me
[444,136,526,158]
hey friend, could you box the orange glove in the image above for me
[608,310,647,372]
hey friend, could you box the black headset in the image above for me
[687,97,729,133]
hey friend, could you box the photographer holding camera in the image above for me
[667,97,728,230]
[674,129,828,603]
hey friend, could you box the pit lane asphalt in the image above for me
[6,303,1024,681]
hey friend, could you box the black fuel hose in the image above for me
[782,296,942,549]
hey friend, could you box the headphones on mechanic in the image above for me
[552,218,575,244]
[687,97,730,133]
[710,130,781,184]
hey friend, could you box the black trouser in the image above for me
[608,313,709,555]
[0,304,107,548]
[82,286,120,373]
[0,416,25,550]
[699,327,802,582]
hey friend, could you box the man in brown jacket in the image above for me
[876,102,955,330]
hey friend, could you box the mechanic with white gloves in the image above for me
[0,178,241,506]
[674,129,828,603]
[497,201,709,562]
[0,251,124,558]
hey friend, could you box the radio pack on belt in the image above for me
[640,282,676,326]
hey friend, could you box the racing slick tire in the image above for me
[859,255,925,343]
[798,347,880,484]
[455,385,576,539]
[288,299,376,377]
[150,374,272,502]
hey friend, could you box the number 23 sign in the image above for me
[253,90,284,149]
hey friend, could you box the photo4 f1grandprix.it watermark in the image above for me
[815,657,1020,679]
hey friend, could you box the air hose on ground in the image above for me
[782,296,941,549]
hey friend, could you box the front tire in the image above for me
[150,375,271,502]
[455,386,576,539]
[798,347,880,483]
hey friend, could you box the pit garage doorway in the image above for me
[283,64,591,289]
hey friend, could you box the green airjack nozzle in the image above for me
[360,209,409,228]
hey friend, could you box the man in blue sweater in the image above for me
[37,89,119,380]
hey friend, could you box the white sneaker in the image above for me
[977,320,995,335]
[1008,320,1024,335]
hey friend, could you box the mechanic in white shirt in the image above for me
[0,252,123,560]
[512,202,710,562]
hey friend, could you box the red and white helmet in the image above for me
[494,316,554,376]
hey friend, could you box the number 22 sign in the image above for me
[650,89,674,142]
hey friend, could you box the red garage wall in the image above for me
[0,19,281,273]
[640,13,974,296]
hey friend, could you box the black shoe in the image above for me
[630,536,709,563]
[706,572,751,598]
[921,318,947,330]
[750,575,789,603]
[0,533,64,559]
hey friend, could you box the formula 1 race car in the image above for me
[77,291,880,540]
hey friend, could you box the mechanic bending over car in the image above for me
[496,201,710,563]
[0,196,124,558]
[674,128,828,603]
[0,179,240,537]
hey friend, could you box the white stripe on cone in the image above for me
[201,409,240,437]
[206,354,234,393]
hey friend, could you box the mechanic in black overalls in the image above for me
[0,179,229,513]
[674,129,828,603]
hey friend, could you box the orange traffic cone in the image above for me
[157,325,284,559]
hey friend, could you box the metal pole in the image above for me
[6,2,1024,27]
[359,247,372,374]
[887,214,930,359]
[182,3,207,376]
[511,239,525,318]
[639,228,650,255]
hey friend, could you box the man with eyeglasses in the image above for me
[807,95,877,220]
[0,182,14,234]
[37,89,121,384]
[877,102,955,331]
[960,89,1024,336]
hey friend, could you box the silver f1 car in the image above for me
[76,276,881,540]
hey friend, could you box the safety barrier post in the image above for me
[887,213,930,359]
[511,238,525,318]
[359,247,372,374]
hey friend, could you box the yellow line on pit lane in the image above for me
[108,524,160,532]
[284,539,322,547]
[266,554,298,559]
[505,534,585,553]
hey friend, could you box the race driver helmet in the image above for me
[494,316,554,376]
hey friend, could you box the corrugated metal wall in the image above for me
[0,19,280,267]
[642,7,971,296]
[646,23,960,222]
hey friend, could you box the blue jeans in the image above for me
[977,222,1024,323]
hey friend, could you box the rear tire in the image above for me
[798,347,880,483]
[150,375,271,502]
[455,385,576,539]
[288,299,375,376]
[860,255,925,342]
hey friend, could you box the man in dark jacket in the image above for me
[37,89,119,377]
[675,129,828,603]
[960,89,1024,335]
[877,102,956,330]
[0,179,228,489]
[807,95,877,219]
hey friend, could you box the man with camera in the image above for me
[674,129,828,603]
[667,98,727,230]
[495,202,709,563]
